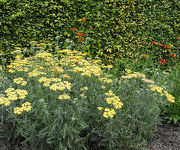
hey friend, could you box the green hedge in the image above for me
[0,0,179,64]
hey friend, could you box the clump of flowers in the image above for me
[169,54,176,58]
[158,59,167,65]
[0,49,123,120]
[121,69,175,103]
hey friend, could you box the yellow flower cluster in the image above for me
[121,69,146,79]
[15,54,23,59]
[28,69,46,77]
[101,65,113,69]
[34,51,53,58]
[125,69,132,74]
[49,65,64,74]
[141,78,155,84]
[50,81,71,91]
[58,94,71,100]
[98,77,113,83]
[164,91,175,103]
[151,86,175,103]
[80,87,88,91]
[13,77,27,86]
[7,88,27,99]
[97,90,123,118]
[7,59,30,73]
[121,69,175,103]
[59,49,102,77]
[103,108,116,118]
[0,88,28,106]
[38,77,71,91]
[0,96,11,106]
[151,86,164,96]
[14,102,32,114]
[101,86,106,89]
[105,90,123,109]
[35,65,45,70]
[61,74,71,79]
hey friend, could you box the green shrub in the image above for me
[0,48,175,149]
[1,0,179,65]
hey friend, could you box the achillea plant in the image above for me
[0,49,174,149]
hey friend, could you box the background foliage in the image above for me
[0,0,179,65]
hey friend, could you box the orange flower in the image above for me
[89,25,92,30]
[177,37,180,40]
[81,18,86,23]
[78,37,83,42]
[77,32,84,37]
[169,54,176,58]
[70,27,76,33]
[152,41,158,45]
[159,59,167,65]
[6,68,9,72]
[163,45,170,49]
[158,43,163,46]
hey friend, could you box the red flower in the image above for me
[77,32,84,37]
[70,27,76,33]
[152,41,158,45]
[81,18,86,23]
[78,37,83,42]
[6,68,9,72]
[169,54,176,58]
[177,37,180,40]
[77,32,84,42]
[163,45,170,49]
[159,59,167,65]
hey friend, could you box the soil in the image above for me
[147,121,180,150]
[0,121,180,150]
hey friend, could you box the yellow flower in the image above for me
[125,69,132,74]
[151,86,164,96]
[5,88,15,93]
[102,65,113,69]
[164,91,175,103]
[80,87,88,91]
[121,75,132,79]
[103,108,116,118]
[105,90,115,96]
[97,107,103,110]
[58,94,71,100]
[141,78,155,84]
[101,86,106,89]
[24,67,29,72]
[21,102,32,112]
[15,54,23,59]
[13,77,27,86]
[14,107,23,115]
[4,100,11,106]
[106,97,113,104]
[80,94,86,97]
[61,74,71,79]
[103,112,109,118]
